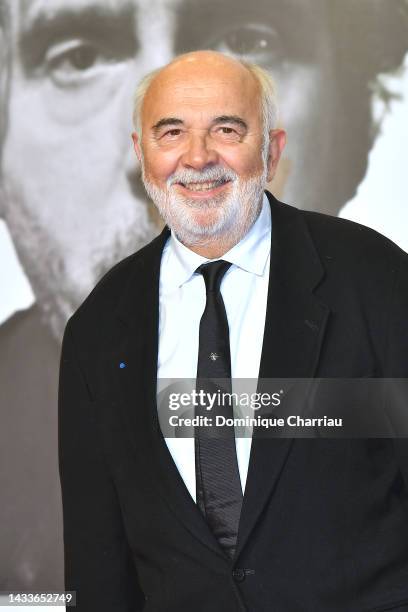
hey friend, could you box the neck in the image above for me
[183,238,236,260]
[179,203,263,259]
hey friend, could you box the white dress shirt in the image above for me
[158,194,271,500]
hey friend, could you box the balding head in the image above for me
[133,51,278,147]
[147,50,257,90]
[154,49,251,77]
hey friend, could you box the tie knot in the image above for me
[196,260,232,293]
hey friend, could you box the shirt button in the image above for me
[232,568,246,582]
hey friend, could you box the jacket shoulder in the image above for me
[299,207,406,270]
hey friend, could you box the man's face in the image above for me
[134,55,285,251]
[1,0,334,339]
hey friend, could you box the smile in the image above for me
[176,179,231,197]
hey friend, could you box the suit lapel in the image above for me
[234,193,330,560]
[111,193,330,563]
[113,228,227,560]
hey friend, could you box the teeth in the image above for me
[182,180,225,192]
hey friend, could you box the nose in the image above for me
[180,131,219,171]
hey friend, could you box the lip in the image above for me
[175,180,232,199]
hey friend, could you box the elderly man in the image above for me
[2,0,408,593]
[59,51,408,611]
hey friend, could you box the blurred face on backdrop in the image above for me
[0,2,8,145]
[133,52,286,258]
[1,0,338,338]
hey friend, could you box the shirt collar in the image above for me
[164,192,271,290]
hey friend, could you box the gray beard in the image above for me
[141,164,268,253]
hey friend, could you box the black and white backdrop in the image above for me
[0,0,407,599]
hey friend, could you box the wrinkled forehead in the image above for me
[145,70,261,121]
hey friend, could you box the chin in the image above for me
[190,207,223,225]
[189,208,231,234]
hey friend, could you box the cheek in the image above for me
[143,149,180,184]
[219,146,265,177]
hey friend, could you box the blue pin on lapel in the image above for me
[119,362,126,369]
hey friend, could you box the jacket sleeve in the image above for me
[58,321,145,611]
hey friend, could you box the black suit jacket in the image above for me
[59,193,408,611]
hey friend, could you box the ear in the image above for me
[131,132,143,163]
[266,129,286,183]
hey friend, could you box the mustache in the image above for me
[167,165,238,187]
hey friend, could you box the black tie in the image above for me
[195,260,243,558]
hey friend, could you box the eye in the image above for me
[44,39,118,86]
[161,128,183,139]
[213,126,241,142]
[209,23,282,65]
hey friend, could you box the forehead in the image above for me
[144,67,261,124]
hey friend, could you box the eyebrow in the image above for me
[152,118,184,131]
[212,115,248,130]
[18,1,137,72]
[152,115,248,132]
